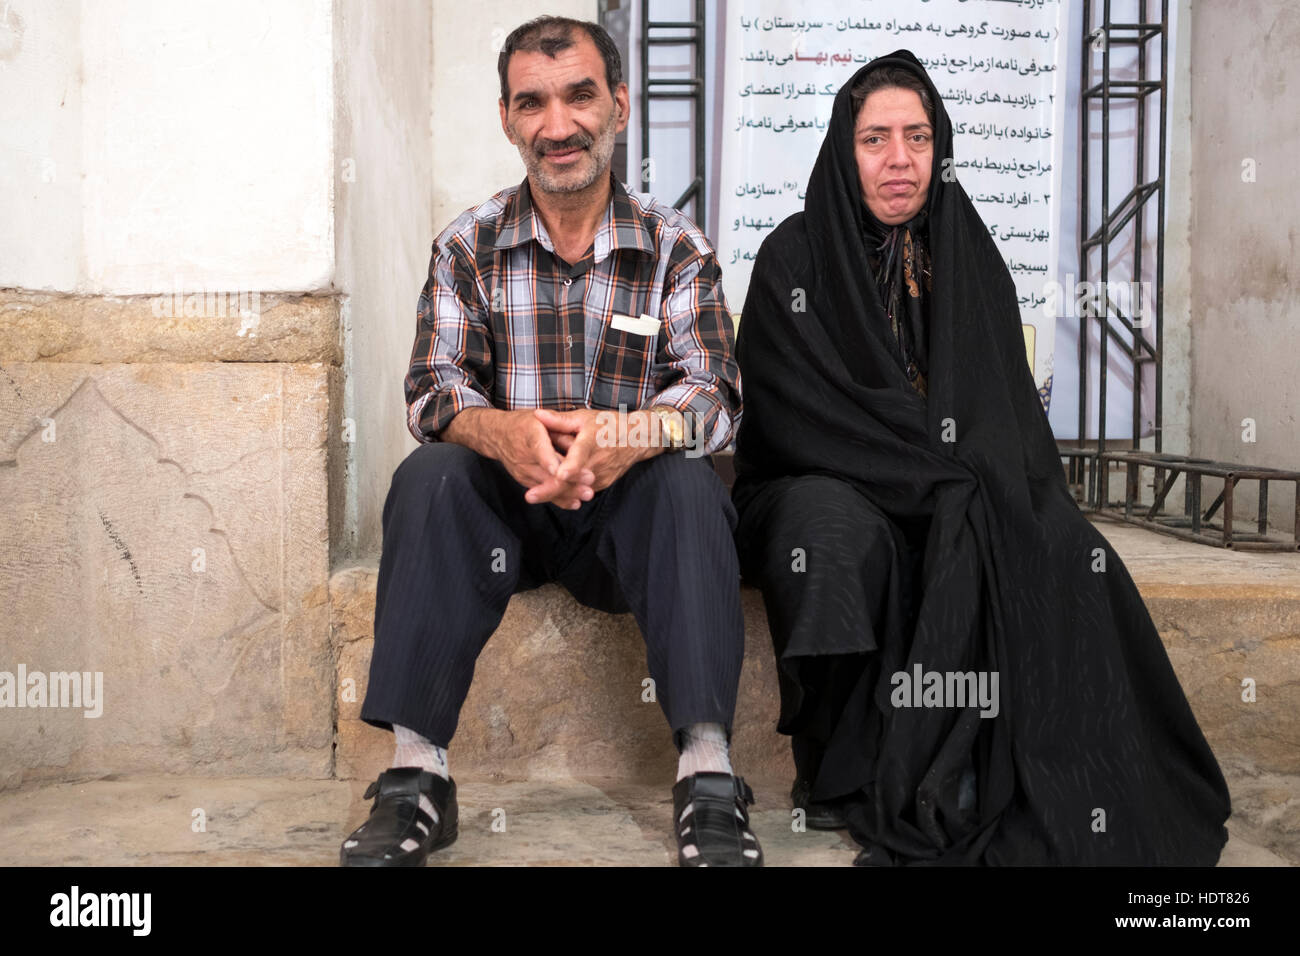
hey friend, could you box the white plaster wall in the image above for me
[1,0,335,294]
[1188,0,1300,531]
[430,0,598,232]
[0,0,82,291]
[333,0,434,560]
[1160,0,1193,457]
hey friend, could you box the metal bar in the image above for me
[1101,453,1300,481]
[1145,466,1180,519]
[1190,473,1201,534]
[1224,477,1235,548]
[1259,480,1269,535]
[647,79,703,89]
[1078,0,1092,501]
[639,0,649,195]
[671,176,702,209]
[1134,0,1147,450]
[1202,486,1225,523]
[1099,0,1111,468]
[1155,0,1168,455]
[1083,182,1160,248]
[1083,181,1145,242]
[640,1,707,217]
[1082,80,1162,95]
[694,0,706,222]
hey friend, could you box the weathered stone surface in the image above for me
[331,564,794,785]
[0,772,1288,866]
[0,291,341,365]
[1097,519,1300,773]
[0,362,335,788]
[1216,756,1300,865]
[333,520,1300,782]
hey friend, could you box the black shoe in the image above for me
[339,767,458,867]
[791,778,848,830]
[672,772,764,867]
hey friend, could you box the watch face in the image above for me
[660,411,684,447]
[655,405,686,447]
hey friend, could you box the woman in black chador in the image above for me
[732,50,1231,865]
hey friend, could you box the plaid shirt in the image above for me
[405,172,742,454]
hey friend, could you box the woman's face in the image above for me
[853,86,934,226]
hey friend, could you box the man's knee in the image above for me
[384,442,497,525]
[391,441,483,495]
[617,452,729,508]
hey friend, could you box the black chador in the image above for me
[732,50,1231,865]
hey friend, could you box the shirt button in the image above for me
[565,335,573,351]
[563,277,573,287]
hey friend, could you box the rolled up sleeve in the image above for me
[646,251,743,454]
[404,242,493,443]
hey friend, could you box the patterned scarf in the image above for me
[864,211,931,398]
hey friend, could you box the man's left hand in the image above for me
[533,408,662,503]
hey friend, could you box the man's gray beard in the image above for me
[520,113,618,195]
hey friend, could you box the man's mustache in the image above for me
[536,132,594,155]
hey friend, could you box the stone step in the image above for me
[0,769,1292,866]
[332,518,1300,786]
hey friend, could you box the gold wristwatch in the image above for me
[649,405,686,451]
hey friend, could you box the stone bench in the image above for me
[332,519,1300,784]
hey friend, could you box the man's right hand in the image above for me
[440,407,595,509]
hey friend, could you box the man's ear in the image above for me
[499,98,512,142]
[613,82,630,134]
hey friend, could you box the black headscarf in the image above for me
[855,80,934,398]
[732,51,1230,864]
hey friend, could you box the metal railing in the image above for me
[639,0,707,217]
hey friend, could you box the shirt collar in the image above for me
[493,171,656,263]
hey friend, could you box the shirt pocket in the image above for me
[589,323,658,410]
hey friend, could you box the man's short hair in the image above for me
[850,65,936,129]
[498,16,623,107]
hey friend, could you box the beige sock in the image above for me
[675,722,732,780]
[391,724,448,852]
[675,722,739,861]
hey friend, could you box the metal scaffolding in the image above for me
[638,0,707,217]
[1065,0,1298,549]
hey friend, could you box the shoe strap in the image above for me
[363,767,454,805]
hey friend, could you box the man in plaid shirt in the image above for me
[344,16,762,868]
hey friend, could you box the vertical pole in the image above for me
[1078,0,1092,503]
[1155,0,1169,455]
[1099,0,1112,481]
[695,0,706,224]
[1133,1,1147,451]
[640,0,649,187]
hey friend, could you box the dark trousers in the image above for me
[360,442,745,752]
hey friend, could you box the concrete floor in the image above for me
[0,772,1292,867]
